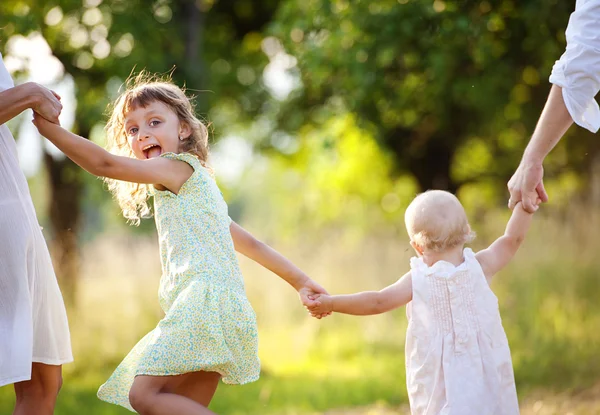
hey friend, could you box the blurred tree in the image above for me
[0,0,279,304]
[263,0,598,195]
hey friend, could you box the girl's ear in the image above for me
[179,122,192,140]
[410,240,424,256]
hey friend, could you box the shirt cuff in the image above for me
[548,0,600,133]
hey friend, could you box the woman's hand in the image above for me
[29,83,62,124]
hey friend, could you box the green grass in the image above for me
[1,209,599,414]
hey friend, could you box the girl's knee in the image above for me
[129,380,156,414]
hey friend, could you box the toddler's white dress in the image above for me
[406,248,519,415]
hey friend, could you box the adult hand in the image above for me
[29,83,62,125]
[507,160,548,213]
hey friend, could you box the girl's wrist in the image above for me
[293,275,310,291]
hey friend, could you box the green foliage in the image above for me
[262,0,596,193]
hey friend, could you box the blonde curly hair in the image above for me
[104,71,210,224]
[405,190,475,252]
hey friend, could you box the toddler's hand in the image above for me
[306,294,333,317]
[298,280,331,319]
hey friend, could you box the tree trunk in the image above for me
[385,126,458,193]
[407,139,457,193]
[43,127,87,307]
[179,0,205,90]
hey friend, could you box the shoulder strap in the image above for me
[160,152,203,171]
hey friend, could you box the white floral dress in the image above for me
[97,152,260,411]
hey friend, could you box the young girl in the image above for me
[32,74,328,415]
[308,190,537,415]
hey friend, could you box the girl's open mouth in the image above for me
[143,144,162,159]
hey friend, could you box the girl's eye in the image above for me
[128,127,138,135]
[150,120,161,127]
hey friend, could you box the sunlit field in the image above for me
[1,207,600,415]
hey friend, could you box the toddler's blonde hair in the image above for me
[405,190,475,252]
[104,71,210,224]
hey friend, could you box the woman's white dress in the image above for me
[0,53,72,387]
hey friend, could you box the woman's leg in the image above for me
[129,371,221,415]
[13,363,62,415]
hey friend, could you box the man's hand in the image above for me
[29,83,62,125]
[507,161,548,213]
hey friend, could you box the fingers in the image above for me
[51,90,62,101]
[507,189,521,210]
[302,293,320,308]
[37,110,60,125]
[305,304,327,319]
[307,280,329,295]
[521,195,539,213]
[536,180,549,203]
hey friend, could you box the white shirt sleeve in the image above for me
[549,0,600,133]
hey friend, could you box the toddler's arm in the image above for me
[308,272,412,316]
[475,201,536,280]
[229,221,330,315]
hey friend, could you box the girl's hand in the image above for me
[298,279,331,319]
[29,83,62,125]
[306,294,333,317]
[32,112,57,136]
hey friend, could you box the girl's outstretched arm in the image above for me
[308,272,412,316]
[229,221,329,314]
[475,201,536,281]
[33,114,191,193]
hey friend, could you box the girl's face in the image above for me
[124,100,190,160]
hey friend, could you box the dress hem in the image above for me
[0,374,32,388]
[32,355,74,366]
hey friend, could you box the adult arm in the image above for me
[0,82,62,125]
[508,0,600,212]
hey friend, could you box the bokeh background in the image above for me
[1,1,600,414]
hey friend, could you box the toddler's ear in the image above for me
[410,240,424,256]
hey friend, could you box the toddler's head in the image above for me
[405,190,474,254]
[104,72,209,224]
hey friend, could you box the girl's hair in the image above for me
[104,71,209,224]
[405,190,476,252]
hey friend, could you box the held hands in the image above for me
[29,83,62,125]
[507,161,548,213]
[32,111,57,137]
[298,279,332,319]
[305,294,333,317]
